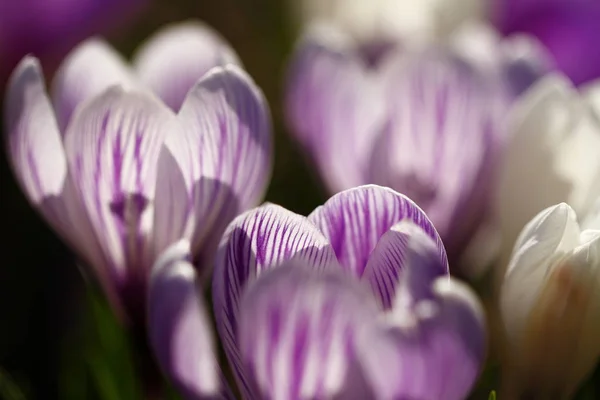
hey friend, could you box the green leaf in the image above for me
[0,367,27,400]
[488,390,497,400]
[59,287,142,400]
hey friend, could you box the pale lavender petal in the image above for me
[357,234,486,400]
[238,262,378,400]
[63,87,176,315]
[212,204,337,399]
[148,240,225,400]
[151,142,192,261]
[4,56,123,315]
[133,21,241,112]
[368,50,508,265]
[174,65,272,263]
[285,24,386,193]
[51,38,139,130]
[308,185,446,278]
[362,220,448,309]
[5,56,68,217]
[499,34,555,97]
[359,279,486,400]
[450,22,553,97]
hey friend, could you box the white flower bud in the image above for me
[500,203,600,397]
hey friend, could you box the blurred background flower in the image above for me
[492,0,600,85]
[0,0,147,80]
[291,0,600,85]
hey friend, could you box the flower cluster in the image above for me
[3,0,600,397]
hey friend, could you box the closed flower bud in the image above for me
[500,203,600,398]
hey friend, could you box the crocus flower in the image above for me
[499,202,600,398]
[148,185,487,399]
[492,0,600,85]
[0,0,146,80]
[4,22,272,322]
[285,25,514,272]
[496,73,600,269]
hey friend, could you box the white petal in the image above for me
[500,203,581,345]
[497,74,600,267]
[582,199,600,230]
[582,78,600,120]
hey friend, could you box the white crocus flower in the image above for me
[497,74,600,270]
[291,0,485,47]
[500,203,600,398]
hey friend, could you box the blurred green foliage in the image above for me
[0,367,27,400]
[59,287,141,400]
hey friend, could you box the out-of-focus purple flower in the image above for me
[148,185,487,399]
[492,0,600,85]
[4,22,272,322]
[285,24,522,272]
[0,0,146,79]
[499,202,600,397]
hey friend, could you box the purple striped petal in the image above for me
[51,38,139,130]
[357,234,486,400]
[362,220,448,309]
[63,86,176,315]
[308,185,446,278]
[172,65,272,263]
[368,50,508,265]
[133,21,241,112]
[148,240,225,400]
[238,262,379,400]
[285,24,386,193]
[4,57,115,297]
[212,204,337,399]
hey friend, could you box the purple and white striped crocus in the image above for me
[285,24,517,272]
[148,185,487,399]
[4,22,272,322]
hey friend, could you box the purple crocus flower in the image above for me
[4,22,272,322]
[148,185,487,399]
[492,0,600,85]
[285,25,515,272]
[0,0,146,80]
